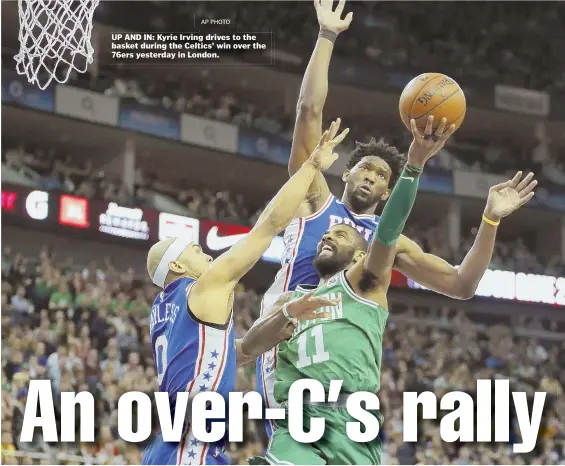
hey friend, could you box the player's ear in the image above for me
[380,189,390,202]
[352,250,366,264]
[169,260,186,275]
[342,169,350,183]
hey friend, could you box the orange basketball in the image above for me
[399,73,466,133]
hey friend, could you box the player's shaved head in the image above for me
[341,224,369,253]
[147,238,212,287]
[147,237,177,282]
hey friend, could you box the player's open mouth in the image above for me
[320,242,336,254]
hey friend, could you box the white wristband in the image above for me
[282,303,293,321]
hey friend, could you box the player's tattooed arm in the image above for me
[394,171,537,300]
[237,291,335,366]
[190,123,346,325]
[289,0,353,216]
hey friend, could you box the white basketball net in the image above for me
[14,0,100,90]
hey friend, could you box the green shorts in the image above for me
[266,404,383,465]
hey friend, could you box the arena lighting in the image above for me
[409,269,565,306]
[1,191,17,211]
[25,190,49,220]
[99,202,149,240]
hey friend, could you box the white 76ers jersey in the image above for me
[256,194,379,437]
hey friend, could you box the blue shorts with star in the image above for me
[142,431,230,465]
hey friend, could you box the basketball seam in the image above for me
[408,75,446,121]
[413,88,462,121]
[453,107,466,125]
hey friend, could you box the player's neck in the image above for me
[340,193,378,216]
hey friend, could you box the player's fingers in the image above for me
[319,129,329,145]
[310,298,339,308]
[331,127,349,146]
[424,115,434,136]
[301,290,316,301]
[441,123,457,141]
[326,121,336,142]
[434,118,447,137]
[519,179,538,197]
[321,0,331,9]
[508,171,523,189]
[517,191,535,207]
[409,119,421,140]
[301,311,330,321]
[314,0,321,10]
[330,118,341,139]
[344,12,353,25]
[515,172,534,192]
[335,0,346,15]
[490,178,513,191]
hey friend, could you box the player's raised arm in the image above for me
[289,0,353,214]
[190,121,348,325]
[235,291,337,366]
[348,116,455,294]
[394,170,537,299]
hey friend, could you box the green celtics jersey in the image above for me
[274,270,389,403]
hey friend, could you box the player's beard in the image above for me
[313,251,351,279]
[346,185,379,213]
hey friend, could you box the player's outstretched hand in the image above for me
[407,115,456,168]
[485,171,537,221]
[286,290,339,321]
[308,118,349,171]
[315,0,353,34]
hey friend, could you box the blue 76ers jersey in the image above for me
[142,277,235,465]
[256,194,379,437]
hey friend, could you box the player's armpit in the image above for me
[345,248,394,304]
[394,235,474,300]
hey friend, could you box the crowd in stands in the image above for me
[94,1,565,93]
[1,243,564,465]
[63,60,565,188]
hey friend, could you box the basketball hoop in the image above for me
[14,0,100,90]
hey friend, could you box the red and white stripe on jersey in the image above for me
[177,317,233,465]
[261,194,335,316]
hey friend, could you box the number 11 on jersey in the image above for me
[296,325,330,369]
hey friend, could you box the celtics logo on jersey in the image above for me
[274,271,389,403]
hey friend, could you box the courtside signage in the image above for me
[202,220,284,264]
[1,191,18,212]
[409,269,565,306]
[59,195,89,228]
[99,202,149,240]
[158,213,200,242]
[25,190,49,220]
[2,183,563,306]
[55,86,119,125]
